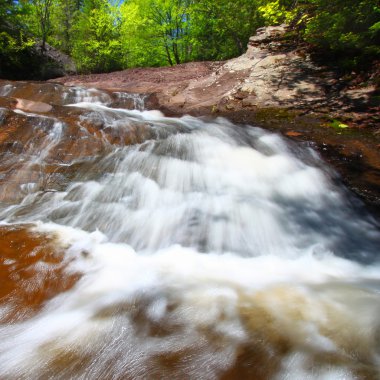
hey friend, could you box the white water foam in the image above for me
[62,87,112,105]
[0,102,379,379]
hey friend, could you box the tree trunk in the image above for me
[172,41,180,64]
[164,43,174,66]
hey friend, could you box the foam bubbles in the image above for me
[0,106,379,379]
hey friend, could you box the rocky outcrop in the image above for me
[1,25,379,212]
[54,25,378,126]
[0,34,76,81]
[30,41,77,80]
[227,25,326,108]
[35,41,77,75]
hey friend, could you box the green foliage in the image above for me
[189,0,263,60]
[71,0,124,72]
[120,0,265,65]
[50,0,79,53]
[0,0,37,78]
[258,0,295,25]
[120,0,191,67]
[1,0,379,75]
[306,0,379,69]
[330,119,349,129]
[31,0,54,49]
[120,0,167,67]
[256,0,380,70]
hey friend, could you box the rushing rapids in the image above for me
[0,80,379,379]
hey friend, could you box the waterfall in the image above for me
[0,82,379,380]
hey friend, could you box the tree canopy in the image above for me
[1,0,379,77]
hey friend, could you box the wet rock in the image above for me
[0,225,80,323]
[15,98,53,113]
[0,22,378,213]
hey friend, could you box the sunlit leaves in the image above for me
[258,0,295,25]
[71,0,123,72]
[1,0,379,74]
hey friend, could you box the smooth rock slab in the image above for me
[15,98,53,113]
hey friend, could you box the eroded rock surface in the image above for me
[0,25,379,211]
[52,25,379,126]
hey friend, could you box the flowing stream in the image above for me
[0,82,379,379]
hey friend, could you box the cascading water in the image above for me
[0,82,379,379]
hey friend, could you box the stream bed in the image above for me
[0,82,379,379]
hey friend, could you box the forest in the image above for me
[1,0,380,78]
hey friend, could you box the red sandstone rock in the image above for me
[15,98,53,113]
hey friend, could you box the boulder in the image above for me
[248,24,290,47]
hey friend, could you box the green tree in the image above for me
[149,0,191,65]
[189,0,263,60]
[120,0,265,66]
[304,0,380,60]
[120,0,164,67]
[31,0,54,50]
[0,0,35,78]
[257,0,296,25]
[50,0,80,53]
[120,0,191,67]
[3,0,378,75]
[258,0,380,69]
[72,0,124,72]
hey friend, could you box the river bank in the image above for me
[1,25,379,213]
[49,26,380,214]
